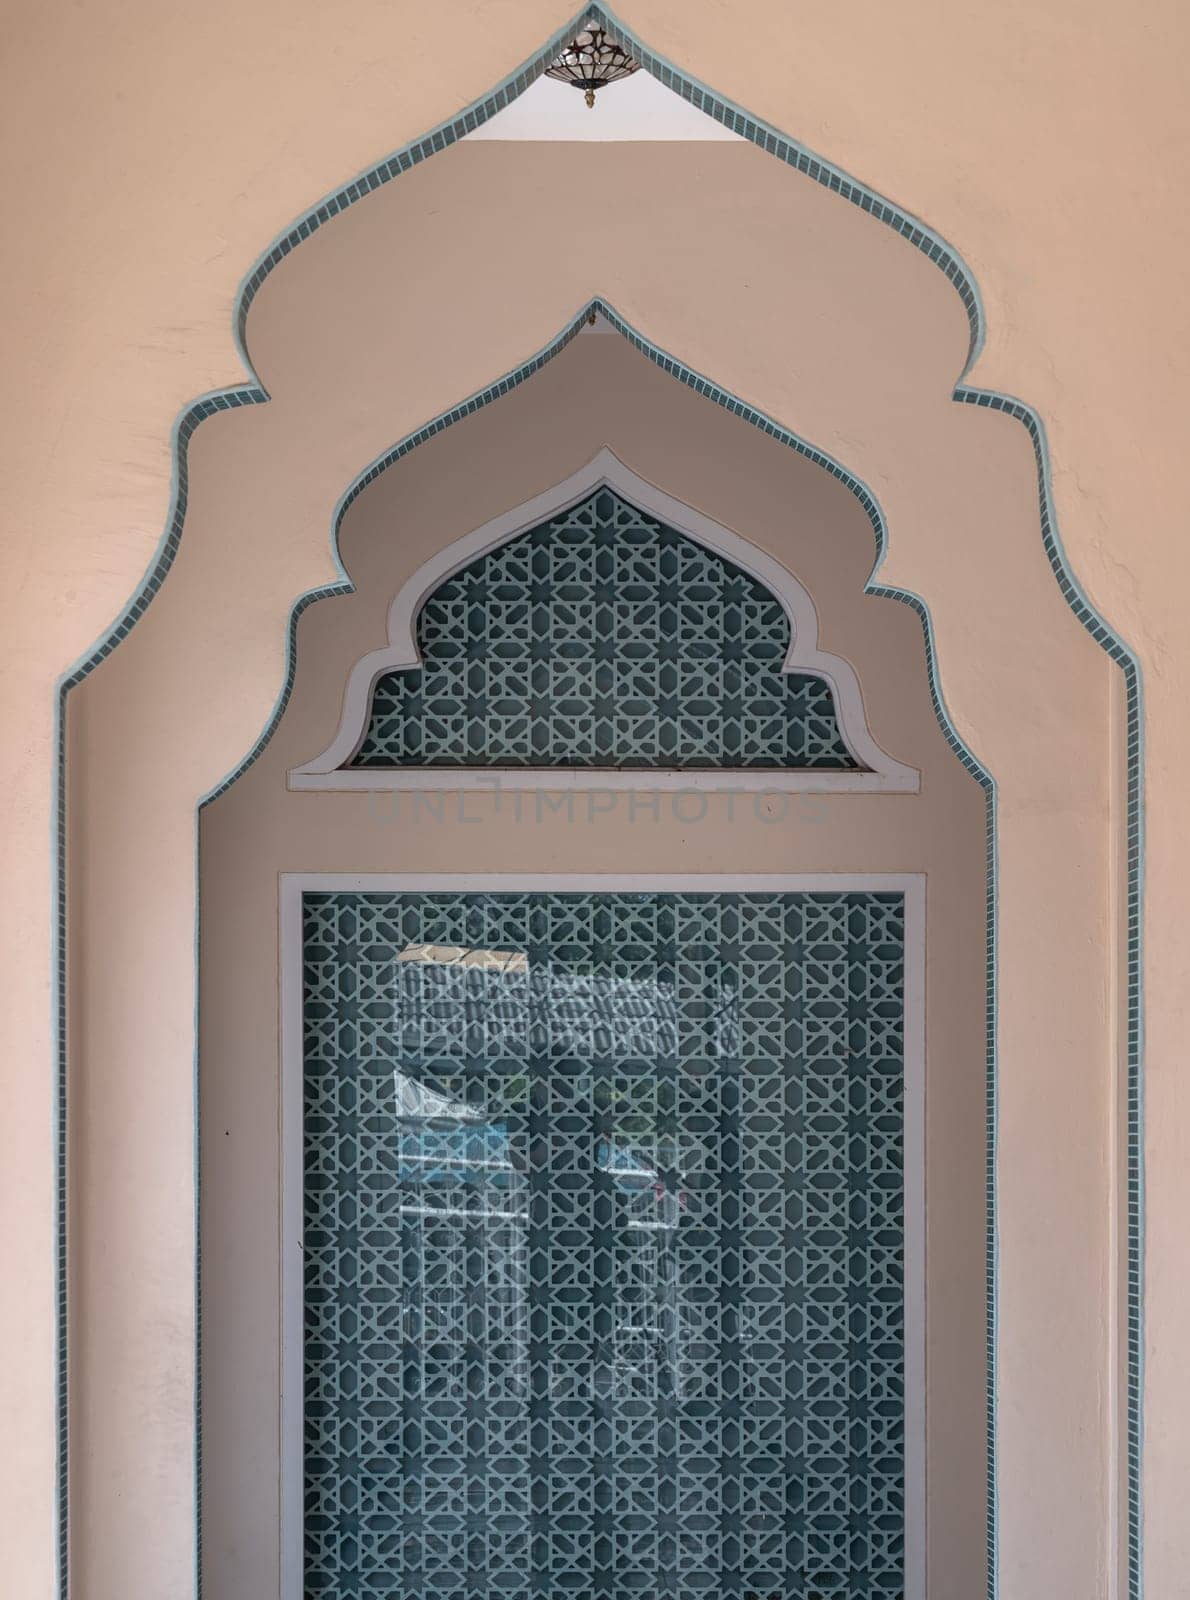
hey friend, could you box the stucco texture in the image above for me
[1,3,1184,1598]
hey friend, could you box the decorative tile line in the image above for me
[52,704,66,1594]
[52,381,266,1600]
[231,4,985,375]
[593,7,984,372]
[192,307,591,1597]
[48,7,1143,1597]
[195,293,1000,1600]
[199,309,593,809]
[596,299,1002,1591]
[955,385,1145,1595]
[54,21,992,1589]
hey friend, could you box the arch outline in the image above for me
[47,7,1146,1599]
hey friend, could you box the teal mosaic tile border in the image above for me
[199,308,594,808]
[50,7,1144,1598]
[593,301,1001,1592]
[52,383,268,1597]
[191,293,999,1600]
[231,9,984,378]
[954,385,1145,1589]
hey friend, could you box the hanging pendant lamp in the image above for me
[545,23,640,109]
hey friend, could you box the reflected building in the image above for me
[302,890,905,1599]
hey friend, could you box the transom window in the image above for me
[352,488,859,771]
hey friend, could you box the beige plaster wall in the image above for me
[3,1,1177,1594]
[197,329,990,1595]
[61,131,1115,1600]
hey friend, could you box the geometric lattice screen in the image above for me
[352,488,859,769]
[302,890,905,1599]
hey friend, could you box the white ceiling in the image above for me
[468,70,742,142]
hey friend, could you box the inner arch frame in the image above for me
[289,445,920,792]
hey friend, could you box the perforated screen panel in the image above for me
[351,489,858,770]
[302,890,905,1599]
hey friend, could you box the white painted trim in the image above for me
[279,870,927,1600]
[466,71,745,143]
[289,449,919,793]
[302,766,905,794]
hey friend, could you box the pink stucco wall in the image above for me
[1,4,1183,1597]
[67,128,1112,1600]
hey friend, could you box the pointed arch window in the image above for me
[291,452,918,792]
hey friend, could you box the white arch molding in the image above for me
[289,447,920,794]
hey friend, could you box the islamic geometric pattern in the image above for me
[302,890,905,1599]
[351,489,858,769]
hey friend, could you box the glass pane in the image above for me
[303,891,905,1599]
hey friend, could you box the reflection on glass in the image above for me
[303,893,906,1600]
[392,941,705,1401]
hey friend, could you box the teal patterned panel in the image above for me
[302,890,905,1599]
[352,488,858,769]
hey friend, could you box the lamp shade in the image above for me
[544,24,640,108]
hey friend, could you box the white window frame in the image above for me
[279,870,927,1599]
